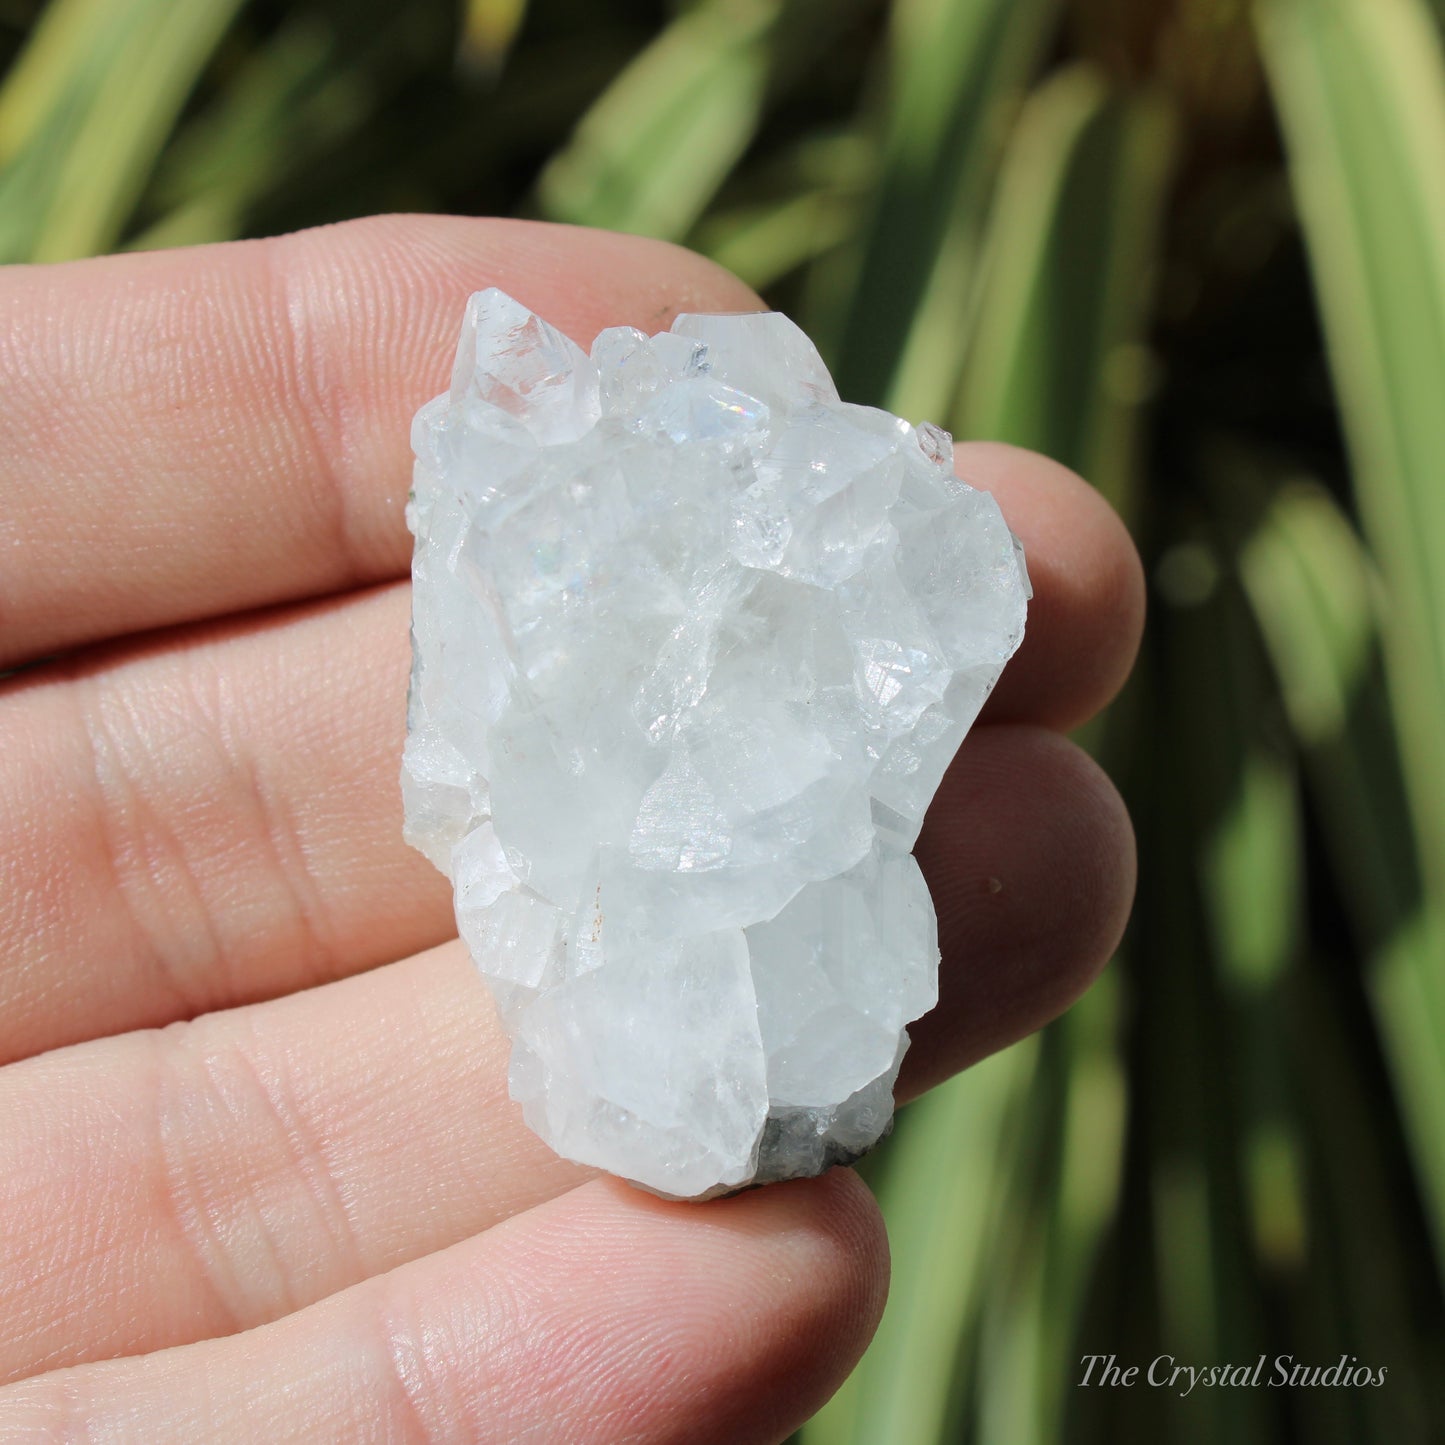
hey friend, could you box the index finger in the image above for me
[0,215,1142,731]
[0,215,761,668]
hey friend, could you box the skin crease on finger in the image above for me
[0,217,768,669]
[0,584,455,1065]
[0,724,1130,1385]
[0,1173,890,1445]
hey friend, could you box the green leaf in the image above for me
[126,18,365,252]
[799,1040,1039,1445]
[826,0,1061,412]
[694,187,858,292]
[951,64,1174,514]
[0,0,122,162]
[1201,744,1301,997]
[534,0,867,241]
[1257,0,1445,1262]
[461,0,530,73]
[975,988,1125,1445]
[692,132,871,291]
[1238,479,1416,944]
[1239,481,1376,751]
[0,0,245,261]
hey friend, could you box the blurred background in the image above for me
[3,0,1444,1438]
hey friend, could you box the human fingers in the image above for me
[0,215,762,671]
[1,218,1142,744]
[902,724,1136,1099]
[0,584,448,1064]
[0,1172,887,1445]
[0,725,1126,1380]
[2,445,1138,1061]
[966,442,1145,731]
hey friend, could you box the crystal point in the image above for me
[404,293,1029,1197]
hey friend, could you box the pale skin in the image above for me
[0,216,1144,1442]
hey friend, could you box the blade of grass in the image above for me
[1186,457,1442,1441]
[1202,743,1300,998]
[1242,480,1445,1338]
[0,0,244,261]
[1257,0,1445,1265]
[534,0,867,241]
[973,1141,1051,1445]
[969,987,1124,1445]
[0,0,116,160]
[461,0,529,73]
[799,1039,1039,1445]
[125,17,362,252]
[1148,581,1290,1445]
[951,64,1173,515]
[1239,479,1419,937]
[694,188,858,293]
[1033,983,1126,1439]
[693,131,872,291]
[827,0,1061,410]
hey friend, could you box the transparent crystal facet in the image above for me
[404,289,1029,1198]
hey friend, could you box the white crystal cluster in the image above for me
[403,289,1029,1198]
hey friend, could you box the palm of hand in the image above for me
[0,216,1140,1443]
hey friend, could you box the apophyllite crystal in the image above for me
[403,289,1029,1198]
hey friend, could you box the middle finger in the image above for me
[0,722,1128,1384]
[0,436,1137,1063]
[0,583,451,1065]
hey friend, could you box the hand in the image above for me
[0,217,1142,1442]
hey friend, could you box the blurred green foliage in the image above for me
[4,0,1444,1438]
